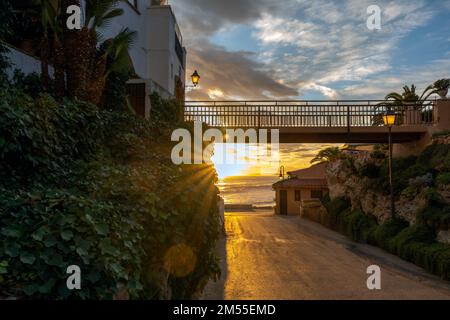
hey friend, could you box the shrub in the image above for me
[320,197,450,280]
[433,130,450,138]
[359,162,380,178]
[338,209,377,242]
[321,196,351,228]
[0,187,145,299]
[370,150,386,159]
[436,172,450,186]
[416,191,450,230]
[369,218,409,249]
[401,185,420,199]
[0,88,221,299]
[418,143,450,172]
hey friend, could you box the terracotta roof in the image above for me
[273,178,328,189]
[287,163,327,180]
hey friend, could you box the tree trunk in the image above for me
[86,55,107,105]
[53,37,65,100]
[61,0,91,101]
[40,36,50,91]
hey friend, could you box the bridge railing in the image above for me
[184,100,436,128]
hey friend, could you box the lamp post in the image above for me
[383,109,397,219]
[279,166,285,179]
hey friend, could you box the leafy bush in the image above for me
[338,209,377,242]
[417,143,450,172]
[10,70,49,98]
[368,218,409,249]
[437,172,450,186]
[150,92,184,124]
[370,150,386,159]
[320,196,450,280]
[416,190,450,230]
[0,187,145,299]
[359,162,381,179]
[401,185,419,199]
[433,130,450,138]
[0,88,221,299]
[321,196,351,228]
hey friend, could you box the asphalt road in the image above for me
[202,211,450,300]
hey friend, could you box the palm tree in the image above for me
[375,84,437,125]
[38,0,57,90]
[385,84,435,105]
[311,147,343,164]
[87,28,136,105]
[62,0,125,102]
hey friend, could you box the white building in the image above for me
[6,0,187,118]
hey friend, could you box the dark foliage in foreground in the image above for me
[0,86,221,299]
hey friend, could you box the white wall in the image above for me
[148,5,186,95]
[7,1,185,98]
[98,0,151,80]
[5,45,53,78]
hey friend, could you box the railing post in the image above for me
[258,105,261,128]
[347,104,350,133]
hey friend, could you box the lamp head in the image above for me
[191,70,200,87]
[383,109,397,127]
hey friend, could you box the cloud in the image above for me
[186,41,298,100]
[170,0,299,100]
[171,0,279,41]
[251,0,438,97]
[171,0,447,101]
[302,83,340,99]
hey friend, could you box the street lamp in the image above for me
[279,166,285,179]
[383,108,397,219]
[191,70,200,87]
[185,70,200,89]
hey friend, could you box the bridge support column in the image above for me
[393,99,450,158]
[433,99,450,132]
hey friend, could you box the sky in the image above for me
[170,0,450,177]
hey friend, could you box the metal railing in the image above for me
[184,100,436,128]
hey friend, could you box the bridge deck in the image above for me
[184,100,435,143]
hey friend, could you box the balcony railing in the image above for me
[184,100,436,128]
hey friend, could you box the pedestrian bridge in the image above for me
[184,100,435,143]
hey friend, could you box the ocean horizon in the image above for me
[217,175,279,208]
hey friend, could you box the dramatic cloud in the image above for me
[171,0,299,100]
[172,0,450,101]
[185,41,298,100]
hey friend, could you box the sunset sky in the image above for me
[171,0,450,177]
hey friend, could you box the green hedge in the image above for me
[321,197,450,281]
[0,87,221,299]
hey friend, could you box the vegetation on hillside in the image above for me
[315,141,450,280]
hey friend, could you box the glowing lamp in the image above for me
[191,70,200,87]
[383,109,397,127]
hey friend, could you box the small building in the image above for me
[272,163,329,215]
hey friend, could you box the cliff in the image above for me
[326,133,450,243]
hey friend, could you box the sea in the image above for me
[217,175,279,209]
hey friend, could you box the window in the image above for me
[294,190,301,202]
[174,32,184,66]
[311,189,323,199]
